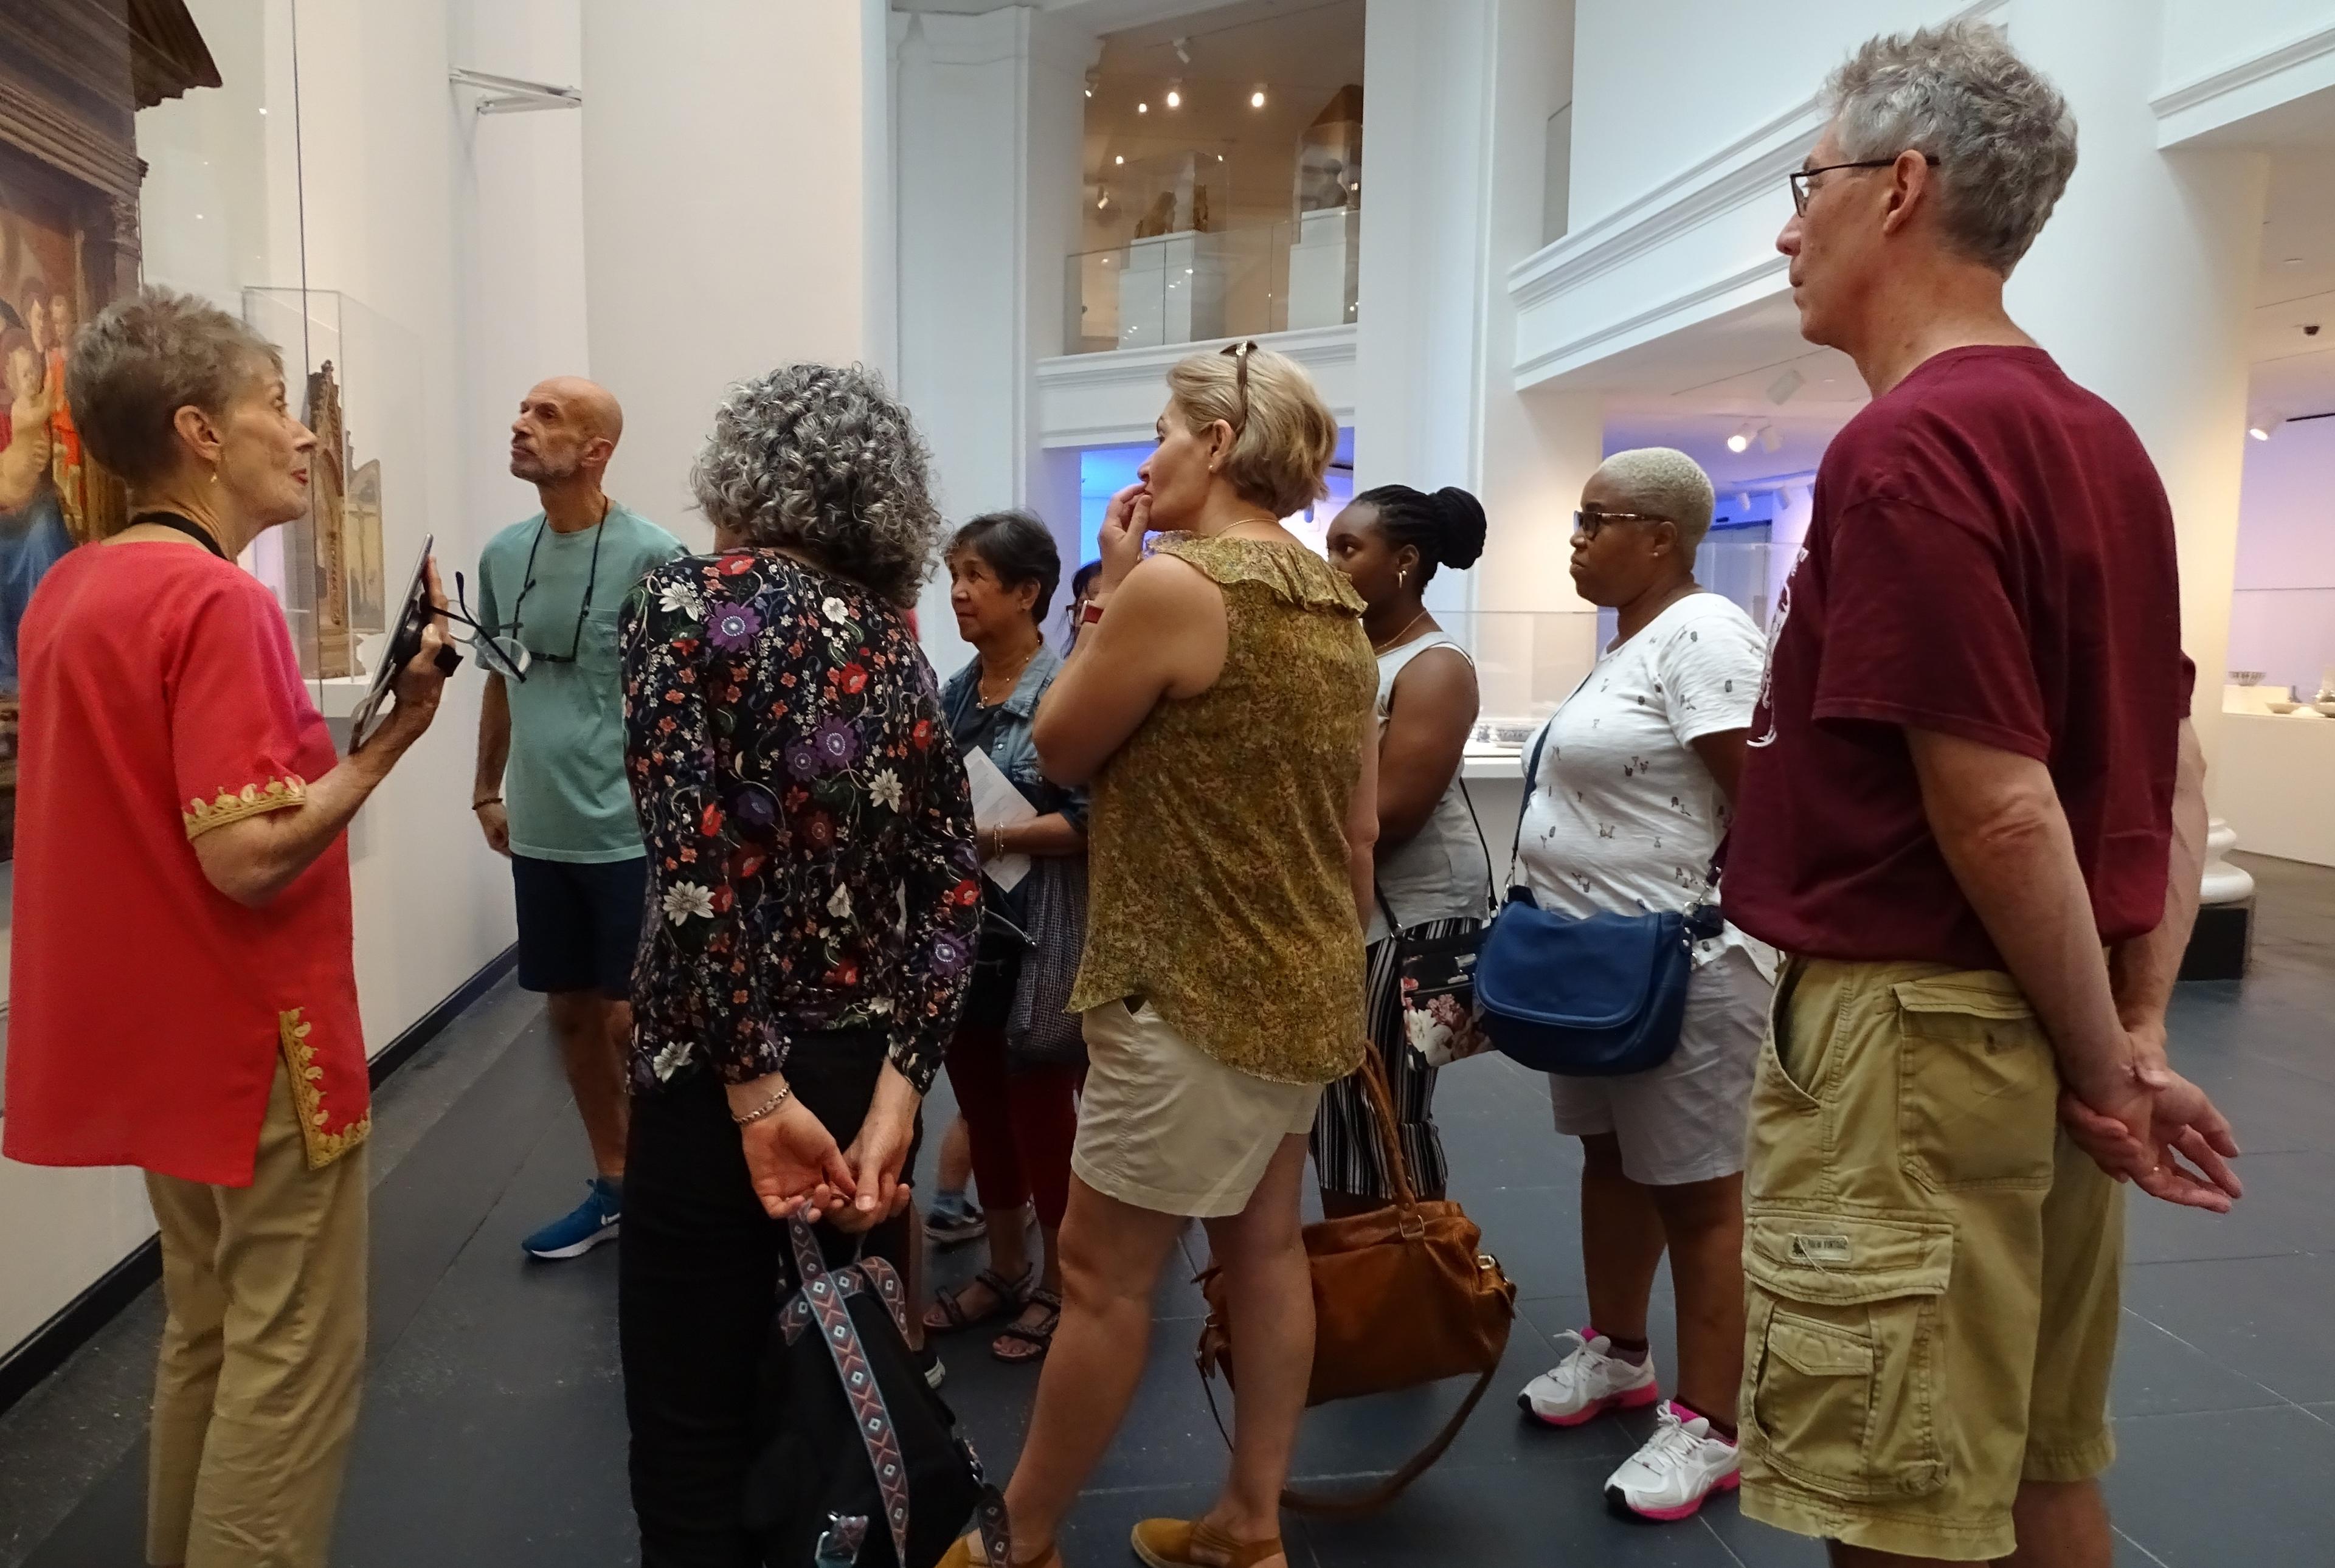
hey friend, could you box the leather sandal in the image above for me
[1130,1517,1285,1568]
[990,1287,1062,1365]
[922,1267,1031,1334]
[936,1533,1062,1568]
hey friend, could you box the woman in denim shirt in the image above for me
[923,510,1089,1364]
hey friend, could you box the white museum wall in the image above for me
[1,0,583,1359]
[580,0,891,551]
[1564,0,1973,233]
[2160,0,2335,108]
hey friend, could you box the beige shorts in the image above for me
[1738,957,2123,1563]
[1072,998,1323,1218]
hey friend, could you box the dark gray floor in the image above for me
[4,851,2333,1566]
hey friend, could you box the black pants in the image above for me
[620,1034,920,1567]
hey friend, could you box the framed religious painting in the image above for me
[0,0,219,860]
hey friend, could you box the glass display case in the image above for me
[241,288,425,712]
[2224,587,2335,715]
[1064,205,1358,355]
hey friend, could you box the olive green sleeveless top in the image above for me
[1068,534,1378,1085]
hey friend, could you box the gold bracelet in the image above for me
[732,1081,794,1126]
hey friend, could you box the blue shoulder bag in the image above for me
[1473,722,1722,1076]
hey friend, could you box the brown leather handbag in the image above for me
[1193,1045,1517,1514]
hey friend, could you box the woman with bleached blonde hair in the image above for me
[941,342,1376,1568]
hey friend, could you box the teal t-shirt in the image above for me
[476,503,683,862]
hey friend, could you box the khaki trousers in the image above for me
[144,1061,368,1568]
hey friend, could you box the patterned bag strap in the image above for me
[790,1218,915,1568]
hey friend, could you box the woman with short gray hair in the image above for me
[3,288,454,1568]
[1512,447,1775,1524]
[615,361,982,1562]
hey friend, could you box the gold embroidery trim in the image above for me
[277,1007,370,1170]
[184,775,309,840]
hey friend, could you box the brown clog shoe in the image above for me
[1129,1517,1285,1568]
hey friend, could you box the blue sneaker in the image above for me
[523,1176,622,1260]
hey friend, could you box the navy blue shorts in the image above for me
[511,854,648,1000]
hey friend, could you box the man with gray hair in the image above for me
[1724,22,2241,1566]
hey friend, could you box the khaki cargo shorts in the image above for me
[1737,957,2124,1563]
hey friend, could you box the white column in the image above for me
[893,5,1093,672]
[581,0,889,546]
[2006,0,2269,786]
[1353,0,1494,513]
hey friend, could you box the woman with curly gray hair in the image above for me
[615,362,982,1565]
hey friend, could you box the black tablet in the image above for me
[349,534,433,751]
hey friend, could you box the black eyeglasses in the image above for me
[446,572,531,682]
[1572,509,1670,540]
[506,511,606,667]
[1788,153,1940,215]
[1219,339,1259,430]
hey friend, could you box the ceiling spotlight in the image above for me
[1174,36,1192,64]
[1115,154,1124,165]
[1098,193,1110,210]
[1251,90,1267,108]
[1166,88,1181,108]
[1137,100,1148,114]
[1759,423,1783,453]
[1766,368,1804,406]
[2247,422,2272,440]
[1726,424,1752,454]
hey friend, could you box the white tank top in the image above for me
[1368,632,1493,944]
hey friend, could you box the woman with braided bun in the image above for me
[1313,483,1492,1214]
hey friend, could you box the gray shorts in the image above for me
[1548,943,1769,1186]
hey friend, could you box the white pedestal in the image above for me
[1115,232,1228,350]
[1286,206,1358,330]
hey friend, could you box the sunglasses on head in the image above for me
[1219,339,1260,430]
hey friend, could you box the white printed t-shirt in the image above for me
[1516,592,1777,976]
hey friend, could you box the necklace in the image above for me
[1371,608,1433,655]
[1211,514,1282,541]
[978,638,1041,705]
[130,510,227,559]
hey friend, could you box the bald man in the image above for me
[472,378,682,1260]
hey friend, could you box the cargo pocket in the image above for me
[1894,973,2058,1191]
[1743,1212,1951,1502]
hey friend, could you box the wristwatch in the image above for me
[1080,599,1106,627]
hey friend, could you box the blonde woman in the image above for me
[936,344,1376,1568]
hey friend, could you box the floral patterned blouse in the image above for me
[618,548,981,1096]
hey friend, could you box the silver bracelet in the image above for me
[732,1081,794,1126]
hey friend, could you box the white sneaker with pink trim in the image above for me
[1604,1402,1740,1522]
[1517,1330,1661,1427]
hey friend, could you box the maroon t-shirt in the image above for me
[1724,345,2187,972]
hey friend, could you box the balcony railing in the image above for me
[1064,205,1360,355]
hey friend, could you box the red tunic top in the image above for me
[2,541,369,1186]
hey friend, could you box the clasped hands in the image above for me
[725,1059,922,1233]
[2058,1022,2242,1213]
